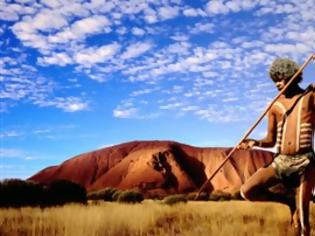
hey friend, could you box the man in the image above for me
[238,58,315,236]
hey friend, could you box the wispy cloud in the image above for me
[75,43,120,65]
[183,7,206,17]
[113,107,138,119]
[33,96,89,112]
[0,130,23,139]
[121,41,153,60]
[48,15,111,44]
[131,27,146,36]
[158,6,180,20]
[0,148,24,159]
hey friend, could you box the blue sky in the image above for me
[0,0,314,179]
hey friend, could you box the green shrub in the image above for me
[187,192,209,201]
[0,179,87,208]
[163,194,187,205]
[45,179,87,206]
[209,190,231,201]
[0,179,43,207]
[112,190,123,201]
[117,190,144,203]
[87,187,117,201]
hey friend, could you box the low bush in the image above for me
[163,194,187,205]
[87,187,117,201]
[0,179,43,207]
[187,192,209,201]
[117,190,144,204]
[112,190,123,201]
[0,179,87,207]
[209,190,231,201]
[45,179,87,206]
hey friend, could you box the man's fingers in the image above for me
[237,142,249,150]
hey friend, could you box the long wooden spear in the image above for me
[195,53,315,200]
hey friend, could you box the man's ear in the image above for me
[308,83,315,91]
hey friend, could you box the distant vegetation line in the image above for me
[1,178,314,208]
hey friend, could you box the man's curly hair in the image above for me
[269,58,302,83]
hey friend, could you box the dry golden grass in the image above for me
[0,201,314,236]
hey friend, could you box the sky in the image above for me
[0,0,314,180]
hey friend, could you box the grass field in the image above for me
[0,201,314,236]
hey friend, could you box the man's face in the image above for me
[276,79,286,91]
[273,78,287,91]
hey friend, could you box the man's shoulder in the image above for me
[306,83,315,97]
[270,99,284,114]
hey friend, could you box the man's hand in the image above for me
[237,139,257,150]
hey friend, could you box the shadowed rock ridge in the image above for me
[28,140,274,195]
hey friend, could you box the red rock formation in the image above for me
[28,141,274,194]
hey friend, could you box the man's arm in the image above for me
[238,109,277,149]
[255,110,277,148]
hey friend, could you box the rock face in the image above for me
[28,141,274,195]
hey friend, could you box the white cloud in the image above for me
[222,97,239,102]
[206,0,259,15]
[180,105,199,112]
[84,0,115,14]
[183,8,206,17]
[264,43,311,56]
[33,129,51,134]
[171,34,189,42]
[113,107,138,118]
[65,102,88,112]
[117,1,148,15]
[48,15,111,43]
[0,148,24,158]
[167,42,191,55]
[75,43,120,65]
[225,1,242,12]
[131,88,160,97]
[38,52,73,66]
[287,27,315,43]
[194,105,248,123]
[12,21,49,51]
[158,6,180,20]
[160,102,184,110]
[116,27,127,35]
[144,7,158,23]
[31,9,68,32]
[42,0,62,8]
[121,41,153,60]
[131,27,146,36]
[0,131,23,138]
[33,96,89,112]
[0,26,5,35]
[190,22,215,34]
[70,15,110,37]
[0,2,36,21]
[11,9,69,49]
[206,0,229,15]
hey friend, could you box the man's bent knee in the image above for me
[240,185,252,201]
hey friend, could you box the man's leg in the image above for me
[292,165,315,236]
[240,166,281,201]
